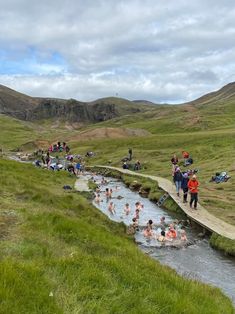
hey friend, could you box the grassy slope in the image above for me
[0,159,233,313]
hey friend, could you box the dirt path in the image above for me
[95,165,235,240]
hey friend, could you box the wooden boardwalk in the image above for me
[94,165,235,240]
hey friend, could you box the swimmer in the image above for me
[108,202,116,215]
[94,194,102,204]
[124,203,131,215]
[135,202,141,210]
[147,219,153,229]
[134,208,140,220]
[143,226,153,238]
[157,230,166,242]
[180,229,187,241]
[105,188,109,198]
[166,225,177,239]
[132,217,139,229]
[108,188,113,198]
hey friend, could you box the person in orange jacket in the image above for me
[188,175,199,209]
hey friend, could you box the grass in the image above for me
[76,130,235,226]
[0,158,234,313]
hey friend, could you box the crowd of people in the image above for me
[33,141,90,176]
[92,175,188,244]
[171,151,199,209]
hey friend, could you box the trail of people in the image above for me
[93,165,235,240]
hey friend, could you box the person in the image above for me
[188,175,199,209]
[143,226,153,238]
[67,163,76,175]
[157,230,166,242]
[128,148,133,161]
[173,167,183,196]
[105,188,110,198]
[166,224,177,239]
[182,150,189,166]
[75,162,81,175]
[108,202,115,215]
[108,188,113,198]
[134,208,140,220]
[94,194,102,204]
[180,229,187,241]
[123,162,129,169]
[124,203,131,215]
[45,152,51,167]
[181,172,189,203]
[134,160,141,171]
[171,154,178,165]
[160,216,168,230]
[147,219,153,229]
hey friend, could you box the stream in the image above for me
[89,174,235,304]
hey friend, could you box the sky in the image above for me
[0,0,235,103]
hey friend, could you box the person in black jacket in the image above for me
[173,167,183,197]
[181,172,189,203]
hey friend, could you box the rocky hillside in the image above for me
[0,85,153,123]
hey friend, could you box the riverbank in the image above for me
[0,158,234,313]
[90,165,235,256]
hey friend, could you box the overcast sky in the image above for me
[0,0,235,103]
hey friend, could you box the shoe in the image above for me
[177,193,179,197]
[190,204,192,208]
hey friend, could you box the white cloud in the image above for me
[0,0,235,102]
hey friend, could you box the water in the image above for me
[90,174,235,304]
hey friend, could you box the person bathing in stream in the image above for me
[94,194,102,204]
[180,229,187,241]
[124,203,131,215]
[108,202,116,215]
[143,226,154,238]
[147,219,153,229]
[159,216,168,230]
[134,208,140,220]
[108,188,113,198]
[105,188,110,198]
[156,230,166,242]
[166,224,177,240]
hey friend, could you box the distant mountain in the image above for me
[0,85,153,123]
[132,100,158,106]
[185,82,235,106]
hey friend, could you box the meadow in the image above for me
[0,159,234,313]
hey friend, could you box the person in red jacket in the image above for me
[188,175,199,209]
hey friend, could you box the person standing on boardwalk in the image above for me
[173,167,183,196]
[181,172,189,203]
[188,175,199,209]
[128,148,133,161]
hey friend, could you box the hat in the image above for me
[183,173,188,178]
[192,174,197,179]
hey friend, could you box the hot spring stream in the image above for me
[89,174,235,304]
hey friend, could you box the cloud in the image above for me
[0,0,235,103]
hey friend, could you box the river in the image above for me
[90,174,235,304]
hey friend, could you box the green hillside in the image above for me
[0,159,233,313]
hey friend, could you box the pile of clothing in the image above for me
[210,171,231,183]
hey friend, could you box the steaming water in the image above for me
[90,175,235,304]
